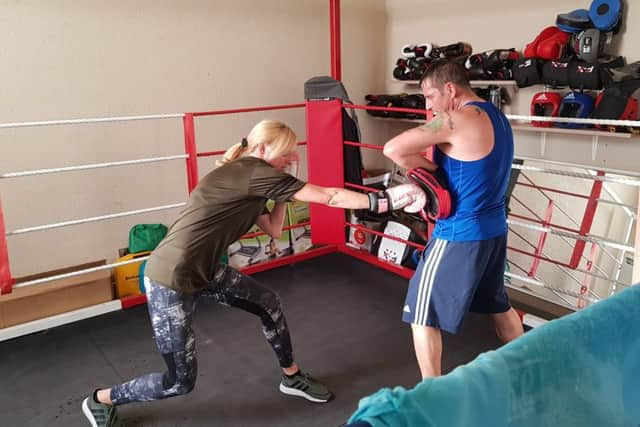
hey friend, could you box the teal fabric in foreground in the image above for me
[348,285,640,427]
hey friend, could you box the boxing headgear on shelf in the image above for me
[589,0,623,33]
[571,29,607,63]
[593,79,640,133]
[405,167,452,222]
[557,92,595,129]
[531,92,563,128]
[524,26,571,60]
[556,9,592,33]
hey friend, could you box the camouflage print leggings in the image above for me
[110,266,294,405]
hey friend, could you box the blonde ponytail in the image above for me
[216,120,297,167]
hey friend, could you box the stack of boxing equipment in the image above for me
[516,0,625,89]
[365,93,426,120]
[393,42,472,81]
[464,49,520,81]
[523,0,628,130]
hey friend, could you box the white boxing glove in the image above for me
[368,184,426,214]
[402,187,427,214]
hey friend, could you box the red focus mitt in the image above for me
[406,167,452,221]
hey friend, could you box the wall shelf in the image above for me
[368,118,637,160]
[393,79,518,88]
[512,123,637,160]
[511,124,634,139]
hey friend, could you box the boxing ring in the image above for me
[0,0,638,338]
[1,95,639,341]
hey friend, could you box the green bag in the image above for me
[129,224,168,253]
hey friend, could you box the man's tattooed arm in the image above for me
[419,113,454,133]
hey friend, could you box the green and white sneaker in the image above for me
[279,371,333,403]
[81,393,121,427]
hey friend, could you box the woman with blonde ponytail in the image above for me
[218,120,298,167]
[83,120,426,426]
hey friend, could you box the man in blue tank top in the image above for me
[384,60,524,378]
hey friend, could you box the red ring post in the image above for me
[183,113,199,193]
[305,98,345,245]
[330,0,341,81]
[528,200,554,277]
[0,196,13,294]
[569,170,604,268]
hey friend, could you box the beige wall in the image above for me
[0,0,386,277]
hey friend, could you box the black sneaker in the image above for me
[279,372,333,403]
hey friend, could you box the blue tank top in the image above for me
[431,101,514,241]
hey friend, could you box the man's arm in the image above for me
[383,112,456,170]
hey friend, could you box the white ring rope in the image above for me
[13,256,150,289]
[507,114,640,127]
[596,198,637,212]
[507,219,635,253]
[509,226,629,289]
[0,112,637,129]
[0,113,184,129]
[516,156,640,178]
[0,155,188,179]
[505,271,599,303]
[7,203,186,236]
[511,164,640,186]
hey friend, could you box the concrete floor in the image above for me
[0,253,502,427]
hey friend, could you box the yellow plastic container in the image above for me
[114,251,151,298]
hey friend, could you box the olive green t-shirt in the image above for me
[145,157,305,293]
